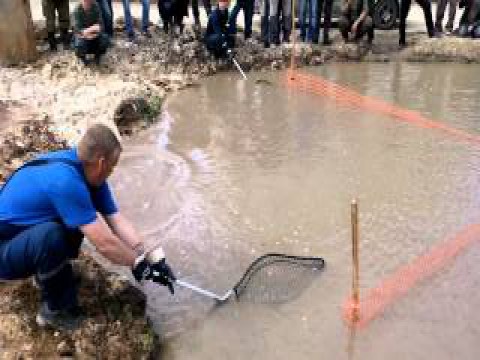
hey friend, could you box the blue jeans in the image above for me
[96,0,114,36]
[121,0,151,35]
[299,0,319,42]
[0,222,83,311]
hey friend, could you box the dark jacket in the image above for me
[205,7,230,37]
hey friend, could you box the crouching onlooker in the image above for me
[339,0,374,43]
[204,0,235,58]
[457,0,480,37]
[73,0,110,65]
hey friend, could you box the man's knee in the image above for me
[38,222,69,256]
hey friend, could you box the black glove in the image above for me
[132,257,153,282]
[150,258,176,294]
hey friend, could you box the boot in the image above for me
[47,32,57,51]
[282,15,292,43]
[60,29,71,49]
[261,16,270,47]
[269,16,280,46]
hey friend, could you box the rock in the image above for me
[57,340,74,357]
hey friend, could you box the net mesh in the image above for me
[233,254,325,304]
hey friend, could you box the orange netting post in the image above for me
[350,200,360,324]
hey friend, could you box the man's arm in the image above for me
[105,212,148,256]
[80,214,137,267]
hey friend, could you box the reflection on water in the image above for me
[111,63,480,359]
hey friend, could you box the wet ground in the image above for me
[109,63,480,359]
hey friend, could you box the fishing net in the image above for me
[232,253,325,304]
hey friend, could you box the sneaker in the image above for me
[36,303,84,331]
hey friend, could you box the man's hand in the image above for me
[151,258,176,294]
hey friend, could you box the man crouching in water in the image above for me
[0,124,175,330]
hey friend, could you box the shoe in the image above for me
[36,303,84,331]
[47,32,57,52]
[323,37,332,46]
[60,29,71,49]
[127,32,136,42]
[142,30,152,38]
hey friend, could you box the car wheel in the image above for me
[373,0,399,30]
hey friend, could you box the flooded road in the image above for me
[110,63,480,359]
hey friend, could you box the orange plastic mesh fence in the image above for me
[343,223,480,328]
[284,69,480,147]
[283,69,480,329]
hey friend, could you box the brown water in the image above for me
[110,63,480,359]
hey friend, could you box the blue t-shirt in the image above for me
[0,148,118,228]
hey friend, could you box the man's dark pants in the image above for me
[0,222,83,311]
[74,34,110,64]
[339,9,374,42]
[205,34,235,58]
[229,0,255,39]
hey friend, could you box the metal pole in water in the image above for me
[231,56,248,80]
[351,199,360,322]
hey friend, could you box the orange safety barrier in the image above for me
[343,222,480,328]
[284,69,480,147]
[282,68,480,329]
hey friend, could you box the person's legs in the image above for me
[261,0,271,46]
[92,34,111,63]
[299,0,308,41]
[0,222,81,312]
[281,0,292,42]
[416,0,436,36]
[141,0,151,34]
[191,0,201,26]
[42,0,57,50]
[445,0,459,31]
[121,0,135,38]
[74,36,91,64]
[308,0,319,43]
[230,1,243,34]
[57,0,71,47]
[244,0,254,38]
[205,33,223,57]
[338,7,352,41]
[399,0,413,45]
[435,0,448,31]
[355,15,373,40]
[97,0,114,36]
[203,0,212,15]
[321,0,333,44]
[269,0,280,44]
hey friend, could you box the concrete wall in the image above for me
[0,0,38,65]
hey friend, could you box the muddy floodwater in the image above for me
[110,63,480,359]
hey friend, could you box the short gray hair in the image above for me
[77,124,122,163]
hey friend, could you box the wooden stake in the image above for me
[351,199,360,322]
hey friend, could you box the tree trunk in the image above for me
[0,0,38,65]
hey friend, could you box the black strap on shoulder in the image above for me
[0,158,91,196]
